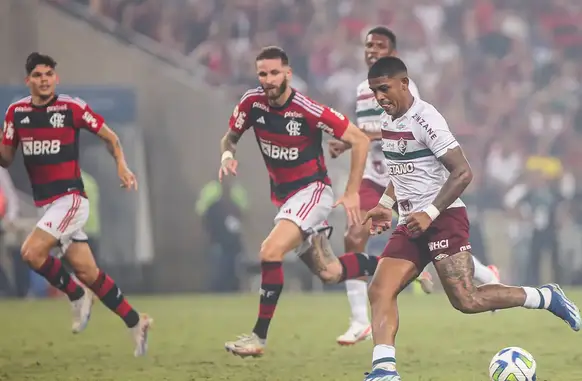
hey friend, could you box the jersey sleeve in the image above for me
[2,106,19,147]
[74,97,105,134]
[415,109,459,158]
[312,105,350,139]
[228,91,254,134]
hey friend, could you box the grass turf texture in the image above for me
[1,291,581,380]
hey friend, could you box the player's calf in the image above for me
[21,230,85,302]
[299,229,378,284]
[435,251,581,329]
[65,242,141,328]
[87,269,141,328]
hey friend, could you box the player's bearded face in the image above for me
[256,59,290,100]
[369,76,409,117]
[27,65,57,100]
[262,77,288,100]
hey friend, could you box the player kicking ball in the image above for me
[329,26,500,346]
[219,46,385,358]
[1,52,152,356]
[360,56,580,381]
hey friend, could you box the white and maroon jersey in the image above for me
[228,87,349,207]
[3,94,104,206]
[380,97,465,224]
[356,77,420,187]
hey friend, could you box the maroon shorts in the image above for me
[359,179,385,212]
[381,207,471,270]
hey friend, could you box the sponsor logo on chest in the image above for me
[259,139,299,161]
[22,138,61,156]
[387,162,415,175]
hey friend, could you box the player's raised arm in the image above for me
[96,123,137,191]
[73,98,137,190]
[407,112,472,234]
[314,106,369,225]
[219,91,254,181]
[0,107,19,168]
[431,146,473,212]
[338,121,370,197]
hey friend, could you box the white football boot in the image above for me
[336,321,372,346]
[71,288,93,334]
[225,333,265,357]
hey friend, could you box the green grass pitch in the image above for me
[1,291,581,380]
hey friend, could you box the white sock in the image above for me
[472,256,498,285]
[372,345,396,370]
[522,286,552,309]
[346,279,370,325]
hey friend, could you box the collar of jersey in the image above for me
[30,94,58,109]
[391,96,420,125]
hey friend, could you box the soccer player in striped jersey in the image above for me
[220,46,383,358]
[328,27,432,346]
[362,56,580,381]
[330,27,500,346]
[1,52,152,356]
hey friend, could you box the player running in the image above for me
[1,52,152,356]
[361,57,581,381]
[327,26,433,347]
[220,46,381,358]
[329,26,499,346]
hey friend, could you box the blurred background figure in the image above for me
[1,0,582,296]
[196,178,248,293]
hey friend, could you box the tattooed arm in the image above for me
[97,124,128,168]
[96,124,137,189]
[432,146,473,212]
[220,130,242,157]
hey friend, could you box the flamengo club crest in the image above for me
[398,138,407,155]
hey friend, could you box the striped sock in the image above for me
[89,270,140,328]
[372,344,397,371]
[522,287,552,309]
[252,261,283,340]
[34,256,84,301]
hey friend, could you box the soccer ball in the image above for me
[489,347,537,381]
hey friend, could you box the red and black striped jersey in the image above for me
[228,87,349,206]
[2,94,104,206]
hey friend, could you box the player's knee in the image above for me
[259,240,285,262]
[74,264,99,285]
[367,279,394,304]
[449,291,483,314]
[20,242,49,268]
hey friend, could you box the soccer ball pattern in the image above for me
[489,347,537,381]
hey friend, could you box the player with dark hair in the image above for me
[330,27,501,346]
[362,56,580,381]
[328,26,431,345]
[220,46,380,357]
[1,52,152,356]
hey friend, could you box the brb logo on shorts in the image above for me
[259,139,299,160]
[22,139,61,156]
[428,239,449,252]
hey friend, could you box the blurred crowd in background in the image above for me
[36,0,582,288]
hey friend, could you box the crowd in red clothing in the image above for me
[54,0,582,283]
